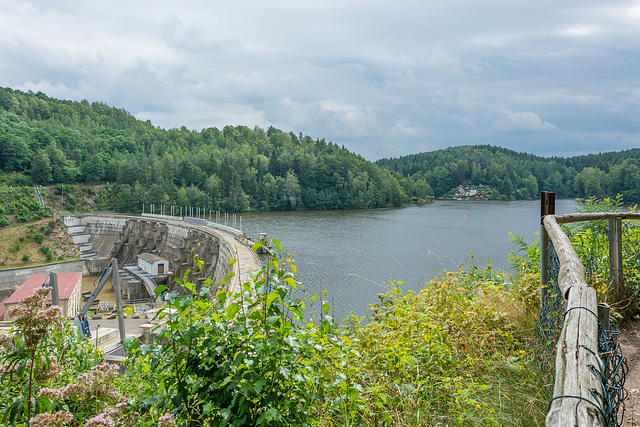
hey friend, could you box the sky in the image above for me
[1,0,639,161]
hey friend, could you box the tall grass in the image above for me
[321,265,550,426]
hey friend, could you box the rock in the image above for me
[107,313,117,320]
[91,314,102,320]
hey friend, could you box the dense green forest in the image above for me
[2,86,639,211]
[377,145,640,201]
[0,87,406,213]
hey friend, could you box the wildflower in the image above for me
[35,356,62,382]
[0,334,12,352]
[159,413,176,427]
[29,410,73,427]
[62,363,119,401]
[7,289,61,350]
[38,387,64,400]
[84,409,115,427]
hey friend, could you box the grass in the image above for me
[327,267,551,426]
[0,219,80,268]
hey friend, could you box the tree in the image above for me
[285,169,301,210]
[30,150,53,184]
[2,137,31,171]
[45,143,69,183]
[523,174,539,198]
[81,154,105,182]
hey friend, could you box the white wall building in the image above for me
[137,253,169,276]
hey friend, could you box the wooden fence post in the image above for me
[607,217,623,302]
[540,192,556,308]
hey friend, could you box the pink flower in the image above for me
[159,413,176,427]
[29,410,73,427]
[38,387,64,400]
[84,410,115,427]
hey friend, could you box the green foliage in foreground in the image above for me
[566,195,640,319]
[0,242,549,426]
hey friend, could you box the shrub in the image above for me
[0,289,103,425]
[21,254,29,262]
[125,240,345,426]
[39,245,53,261]
[338,267,547,426]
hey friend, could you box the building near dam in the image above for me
[1,271,83,320]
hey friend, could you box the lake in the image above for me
[239,199,578,320]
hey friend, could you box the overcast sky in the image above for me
[1,0,639,160]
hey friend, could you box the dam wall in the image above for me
[0,214,259,301]
[63,214,257,294]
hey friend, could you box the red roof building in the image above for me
[1,272,83,321]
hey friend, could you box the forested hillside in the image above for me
[3,86,638,210]
[0,87,406,213]
[378,145,640,201]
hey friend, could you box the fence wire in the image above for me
[536,240,563,378]
[539,227,628,427]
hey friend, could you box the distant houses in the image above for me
[453,184,488,200]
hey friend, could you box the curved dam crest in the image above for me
[0,214,260,298]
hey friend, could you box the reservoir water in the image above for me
[240,199,578,320]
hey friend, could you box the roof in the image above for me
[1,272,83,306]
[137,253,167,264]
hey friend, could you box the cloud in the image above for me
[0,0,638,160]
[491,109,558,133]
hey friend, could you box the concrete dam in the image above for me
[0,214,260,302]
[65,214,260,297]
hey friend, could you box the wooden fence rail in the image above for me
[543,214,604,426]
[541,192,635,426]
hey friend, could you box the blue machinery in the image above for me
[74,258,126,342]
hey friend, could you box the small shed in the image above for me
[137,253,169,276]
[1,272,83,320]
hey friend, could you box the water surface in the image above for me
[240,199,578,320]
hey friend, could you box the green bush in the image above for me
[39,245,53,261]
[125,240,344,426]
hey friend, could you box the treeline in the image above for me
[0,87,406,212]
[377,145,640,201]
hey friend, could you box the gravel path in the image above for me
[620,321,640,426]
